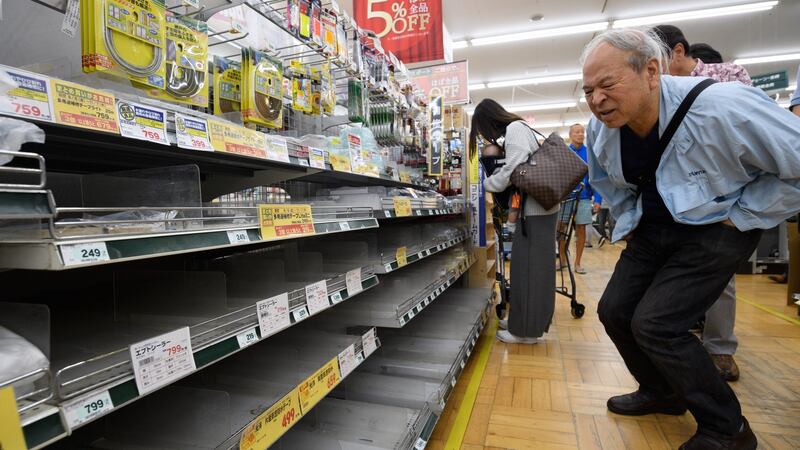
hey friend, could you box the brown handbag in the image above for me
[510,130,588,211]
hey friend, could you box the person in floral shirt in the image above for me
[655,25,752,86]
[652,24,753,384]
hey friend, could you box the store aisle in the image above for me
[429,244,800,450]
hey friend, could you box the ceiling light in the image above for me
[786,84,797,91]
[734,52,800,65]
[452,40,469,49]
[486,72,583,89]
[612,1,778,28]
[506,101,577,112]
[469,22,609,47]
[468,83,486,91]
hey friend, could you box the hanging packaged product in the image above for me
[321,11,338,57]
[241,48,283,129]
[348,79,364,123]
[142,14,208,107]
[319,63,336,115]
[287,0,301,37]
[290,61,313,114]
[82,0,167,90]
[335,14,350,65]
[310,67,322,116]
[311,0,323,48]
[212,56,242,115]
[299,0,312,41]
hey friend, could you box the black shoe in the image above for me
[607,389,687,416]
[680,417,757,450]
[598,237,607,247]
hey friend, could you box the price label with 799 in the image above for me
[129,327,196,395]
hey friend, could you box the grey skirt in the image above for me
[508,212,557,338]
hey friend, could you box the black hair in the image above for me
[468,99,525,158]
[689,43,723,64]
[652,24,690,57]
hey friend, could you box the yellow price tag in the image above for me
[399,172,412,183]
[393,197,412,217]
[51,79,119,134]
[396,246,408,267]
[329,152,352,173]
[239,388,302,450]
[298,357,341,414]
[258,204,315,240]
[0,386,26,450]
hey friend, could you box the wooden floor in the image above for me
[428,243,800,450]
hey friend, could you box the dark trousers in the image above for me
[596,208,611,238]
[598,221,762,436]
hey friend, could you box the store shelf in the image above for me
[323,247,477,328]
[275,288,492,449]
[377,231,467,274]
[74,325,381,450]
[374,204,467,220]
[0,203,378,270]
[6,263,379,446]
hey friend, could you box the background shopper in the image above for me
[470,99,558,345]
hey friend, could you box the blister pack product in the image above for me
[287,0,301,37]
[316,63,335,115]
[81,0,167,90]
[321,11,338,56]
[299,0,312,40]
[311,0,323,47]
[143,15,208,106]
[242,48,283,129]
[212,56,242,115]
[290,61,312,114]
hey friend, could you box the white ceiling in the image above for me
[342,0,800,133]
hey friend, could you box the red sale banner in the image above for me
[353,0,444,64]
[409,60,469,105]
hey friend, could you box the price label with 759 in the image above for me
[0,65,56,122]
[116,100,169,146]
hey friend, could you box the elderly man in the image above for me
[582,29,800,449]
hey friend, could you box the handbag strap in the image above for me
[635,78,717,197]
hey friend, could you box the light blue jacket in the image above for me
[587,75,800,242]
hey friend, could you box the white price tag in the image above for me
[299,159,310,167]
[116,100,169,145]
[356,351,365,363]
[236,328,259,349]
[346,268,363,296]
[415,210,423,216]
[0,65,55,122]
[384,263,393,272]
[338,344,357,378]
[292,306,310,322]
[330,291,343,303]
[129,327,196,395]
[227,229,250,244]
[362,328,378,357]
[460,359,466,369]
[414,437,427,450]
[309,147,326,169]
[62,390,113,430]
[182,0,200,7]
[339,221,351,231]
[266,136,291,163]
[305,280,329,315]
[175,113,212,151]
[451,376,457,388]
[61,0,80,37]
[256,293,291,337]
[60,242,110,266]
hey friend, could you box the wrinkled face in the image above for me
[582,43,658,129]
[569,125,585,146]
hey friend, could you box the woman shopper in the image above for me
[469,99,558,344]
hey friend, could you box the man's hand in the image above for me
[721,218,737,228]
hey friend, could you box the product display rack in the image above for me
[376,230,467,274]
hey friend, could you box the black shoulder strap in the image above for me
[636,78,717,197]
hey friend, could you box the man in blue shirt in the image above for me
[563,123,599,274]
[582,29,800,450]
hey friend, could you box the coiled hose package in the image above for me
[241,48,284,129]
